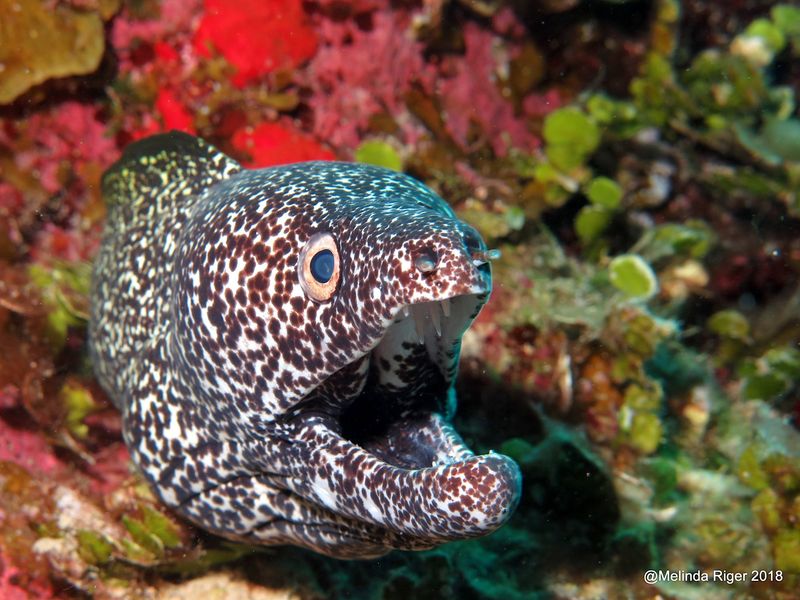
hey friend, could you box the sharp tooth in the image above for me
[429,302,442,337]
[413,306,426,344]
[441,298,451,317]
[402,306,410,318]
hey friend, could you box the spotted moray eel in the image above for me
[89,131,521,559]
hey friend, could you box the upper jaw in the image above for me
[380,255,492,351]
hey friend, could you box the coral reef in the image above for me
[0,0,798,597]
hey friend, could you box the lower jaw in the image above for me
[283,411,522,543]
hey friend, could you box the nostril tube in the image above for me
[471,248,501,266]
[414,249,438,273]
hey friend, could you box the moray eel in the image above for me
[90,131,521,558]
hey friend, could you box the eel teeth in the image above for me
[441,297,451,317]
[408,301,447,343]
[429,302,442,337]
[413,305,426,344]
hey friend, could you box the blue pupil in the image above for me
[310,249,335,283]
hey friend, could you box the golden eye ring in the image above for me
[298,232,340,302]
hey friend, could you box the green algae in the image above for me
[355,139,404,171]
[739,346,800,402]
[708,310,750,342]
[123,514,168,558]
[543,107,600,172]
[574,205,611,245]
[774,530,800,573]
[608,254,659,300]
[27,261,91,350]
[141,505,183,549]
[586,177,622,209]
[61,379,98,440]
[77,529,115,565]
[751,488,783,533]
[627,412,663,455]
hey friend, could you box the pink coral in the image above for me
[0,101,114,262]
[110,0,202,143]
[4,102,116,195]
[523,89,564,118]
[438,23,536,156]
[112,0,203,51]
[29,223,100,263]
[0,390,61,475]
[0,562,52,600]
[304,9,434,150]
[0,183,23,213]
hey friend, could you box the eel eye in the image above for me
[310,250,335,283]
[298,233,340,302]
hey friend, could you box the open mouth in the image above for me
[339,293,482,470]
[282,289,521,545]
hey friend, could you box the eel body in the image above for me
[89,131,521,558]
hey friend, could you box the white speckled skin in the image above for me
[90,132,520,558]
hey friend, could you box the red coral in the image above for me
[231,122,335,167]
[154,41,180,63]
[194,0,318,87]
[155,88,195,133]
[128,115,161,142]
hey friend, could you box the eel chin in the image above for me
[285,293,522,550]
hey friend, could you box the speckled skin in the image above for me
[90,132,521,558]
